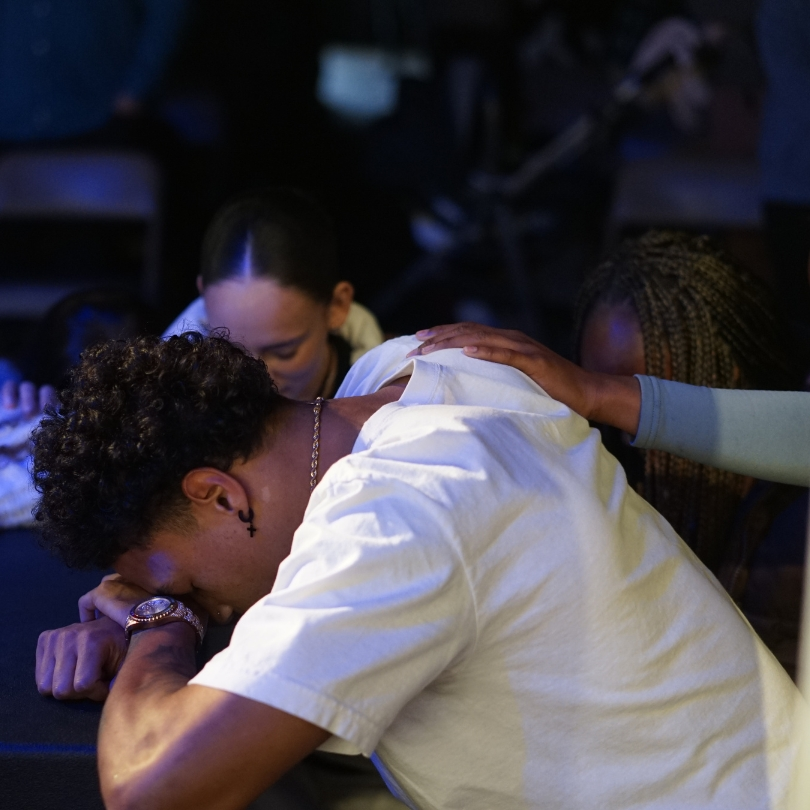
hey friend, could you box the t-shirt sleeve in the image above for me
[190,465,478,756]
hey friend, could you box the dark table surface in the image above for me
[0,528,106,809]
[0,530,397,810]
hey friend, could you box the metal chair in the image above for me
[0,150,161,317]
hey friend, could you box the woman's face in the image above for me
[579,299,647,377]
[579,299,648,484]
[203,277,333,400]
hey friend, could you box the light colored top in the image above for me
[633,375,810,486]
[162,298,384,366]
[192,338,799,810]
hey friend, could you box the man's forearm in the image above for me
[98,622,199,808]
[96,621,326,810]
[108,623,197,696]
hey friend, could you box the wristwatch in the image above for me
[124,596,205,649]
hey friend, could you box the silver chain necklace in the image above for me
[309,397,324,492]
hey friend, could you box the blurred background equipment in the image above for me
[607,153,761,235]
[0,0,785,354]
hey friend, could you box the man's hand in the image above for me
[34,573,143,702]
[410,323,642,435]
[36,616,127,702]
[78,573,153,627]
[1,380,56,419]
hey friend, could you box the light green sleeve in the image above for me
[632,376,810,486]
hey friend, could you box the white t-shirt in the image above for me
[192,337,799,810]
[163,297,384,365]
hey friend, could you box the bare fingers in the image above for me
[409,322,597,419]
[39,384,57,413]
[18,382,37,415]
[72,630,115,702]
[78,576,151,627]
[1,379,19,410]
[36,619,126,701]
[410,323,530,356]
[35,629,58,696]
[2,380,56,417]
[409,323,544,375]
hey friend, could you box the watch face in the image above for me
[132,596,175,620]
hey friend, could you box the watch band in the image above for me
[124,597,205,649]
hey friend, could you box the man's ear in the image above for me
[326,281,354,331]
[181,468,248,518]
[196,275,205,296]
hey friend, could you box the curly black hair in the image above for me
[32,332,284,569]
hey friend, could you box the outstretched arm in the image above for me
[633,375,810,486]
[411,323,810,486]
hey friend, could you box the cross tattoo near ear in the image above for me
[238,508,257,537]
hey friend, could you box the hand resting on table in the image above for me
[36,575,153,701]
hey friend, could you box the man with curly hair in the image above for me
[34,332,799,810]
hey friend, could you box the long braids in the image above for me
[575,231,799,571]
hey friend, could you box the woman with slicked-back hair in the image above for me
[164,187,384,401]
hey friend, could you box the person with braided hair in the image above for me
[572,230,803,573]
[411,231,808,677]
